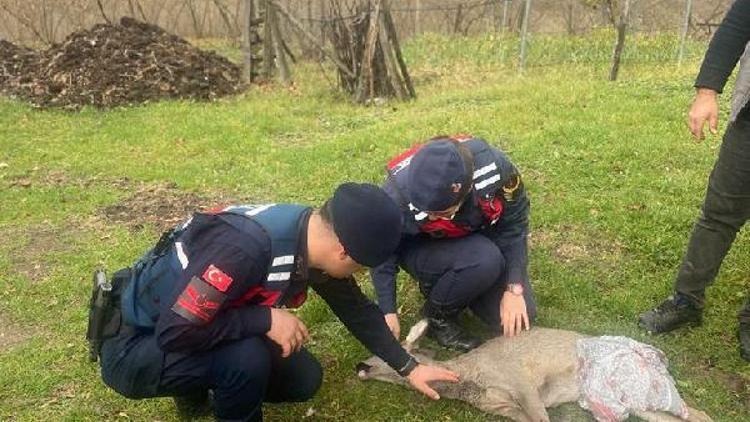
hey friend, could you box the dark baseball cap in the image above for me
[407,140,472,211]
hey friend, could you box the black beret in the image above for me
[329,183,402,267]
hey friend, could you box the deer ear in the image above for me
[355,362,372,379]
[404,319,430,352]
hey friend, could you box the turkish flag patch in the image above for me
[202,264,234,292]
[172,276,226,324]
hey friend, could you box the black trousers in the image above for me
[100,329,322,421]
[674,109,750,323]
[399,233,537,327]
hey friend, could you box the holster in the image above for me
[86,267,129,362]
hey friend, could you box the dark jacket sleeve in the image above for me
[483,148,530,285]
[694,0,750,92]
[370,253,400,314]
[369,177,412,314]
[310,271,412,372]
[155,223,273,353]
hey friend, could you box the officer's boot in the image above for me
[638,293,703,334]
[422,302,481,352]
[173,390,212,420]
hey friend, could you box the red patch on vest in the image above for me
[202,264,234,292]
[420,219,472,238]
[230,285,308,309]
[478,196,504,222]
[387,144,424,172]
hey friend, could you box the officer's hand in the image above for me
[384,313,400,339]
[267,308,309,357]
[500,291,529,337]
[406,364,459,400]
[688,88,719,140]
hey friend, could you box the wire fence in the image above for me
[0,0,735,72]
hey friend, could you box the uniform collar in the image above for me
[294,208,312,281]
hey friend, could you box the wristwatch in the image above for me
[506,283,524,296]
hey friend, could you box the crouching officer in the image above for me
[371,135,537,352]
[93,183,458,421]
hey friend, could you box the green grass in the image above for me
[1,31,748,421]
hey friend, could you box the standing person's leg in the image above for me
[640,111,750,335]
[399,234,504,351]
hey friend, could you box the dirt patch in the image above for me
[692,357,750,411]
[101,181,223,233]
[530,224,624,264]
[0,313,31,351]
[1,17,242,109]
[0,223,73,282]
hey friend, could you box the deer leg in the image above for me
[482,386,551,422]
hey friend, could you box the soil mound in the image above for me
[0,17,242,109]
[0,40,40,86]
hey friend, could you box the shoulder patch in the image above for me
[172,276,227,324]
[202,264,234,292]
[502,174,522,202]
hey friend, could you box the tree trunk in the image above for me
[262,0,274,79]
[609,0,631,81]
[241,0,256,83]
[270,5,291,84]
[519,0,532,73]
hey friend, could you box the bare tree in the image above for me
[607,0,632,81]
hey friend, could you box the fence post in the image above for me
[501,0,510,35]
[415,0,421,35]
[519,0,531,73]
[678,0,693,64]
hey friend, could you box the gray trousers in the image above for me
[675,108,750,323]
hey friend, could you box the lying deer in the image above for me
[357,320,713,422]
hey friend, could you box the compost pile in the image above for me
[0,40,39,87]
[0,17,242,109]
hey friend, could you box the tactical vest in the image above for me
[120,204,309,328]
[387,135,505,238]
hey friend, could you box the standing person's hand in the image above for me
[500,286,530,337]
[688,88,719,140]
[384,313,401,340]
[406,364,460,400]
[266,308,309,357]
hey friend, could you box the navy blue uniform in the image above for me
[371,136,536,326]
[101,205,412,421]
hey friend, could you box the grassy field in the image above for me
[1,32,748,421]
